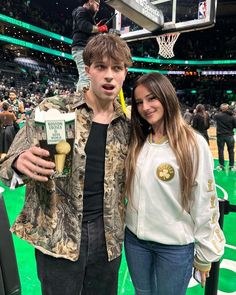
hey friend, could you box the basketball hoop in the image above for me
[156,33,180,59]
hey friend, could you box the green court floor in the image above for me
[1,160,236,295]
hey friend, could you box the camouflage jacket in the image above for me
[0,92,130,261]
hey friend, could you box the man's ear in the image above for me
[85,65,90,77]
[123,67,128,81]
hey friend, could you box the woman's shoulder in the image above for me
[194,132,210,151]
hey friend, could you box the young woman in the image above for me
[125,73,225,295]
[192,103,210,144]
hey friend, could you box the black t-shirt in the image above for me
[215,111,236,136]
[83,122,108,222]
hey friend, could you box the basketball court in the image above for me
[1,136,236,294]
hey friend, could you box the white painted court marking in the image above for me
[216,184,228,200]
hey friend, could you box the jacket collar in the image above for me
[71,91,127,121]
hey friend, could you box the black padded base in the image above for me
[0,195,21,295]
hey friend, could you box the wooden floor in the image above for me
[208,126,236,161]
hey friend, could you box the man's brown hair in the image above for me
[83,33,132,68]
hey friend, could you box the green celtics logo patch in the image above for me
[156,163,175,181]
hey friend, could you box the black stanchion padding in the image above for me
[204,199,225,295]
[0,194,21,295]
[204,198,236,295]
[0,266,6,295]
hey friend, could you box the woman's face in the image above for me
[134,84,164,130]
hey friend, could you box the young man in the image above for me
[0,34,132,295]
[72,0,108,92]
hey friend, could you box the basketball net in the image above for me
[156,33,180,59]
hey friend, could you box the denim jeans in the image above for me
[124,227,194,295]
[72,48,90,92]
[217,135,235,167]
[36,216,121,295]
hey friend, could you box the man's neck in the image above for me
[85,91,115,124]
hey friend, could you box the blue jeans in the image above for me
[72,48,90,92]
[124,227,194,295]
[36,216,121,295]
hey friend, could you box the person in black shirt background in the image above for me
[71,0,108,92]
[214,103,236,171]
[192,104,210,144]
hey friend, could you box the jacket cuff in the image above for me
[193,256,211,272]
[0,150,27,187]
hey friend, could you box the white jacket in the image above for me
[126,133,225,270]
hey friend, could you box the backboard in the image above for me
[105,0,217,41]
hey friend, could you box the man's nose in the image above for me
[104,68,114,80]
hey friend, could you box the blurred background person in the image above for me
[183,108,193,125]
[192,103,210,144]
[71,0,108,92]
[0,101,17,157]
[214,103,236,171]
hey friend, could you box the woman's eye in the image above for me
[135,101,143,105]
[149,96,157,101]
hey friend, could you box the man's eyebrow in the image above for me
[93,61,104,64]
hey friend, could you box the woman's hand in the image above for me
[194,268,210,287]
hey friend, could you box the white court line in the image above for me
[225,244,236,251]
[216,183,228,200]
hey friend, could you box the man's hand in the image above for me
[98,25,108,33]
[14,146,55,182]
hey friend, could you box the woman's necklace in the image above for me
[149,132,168,144]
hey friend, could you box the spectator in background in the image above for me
[183,108,193,125]
[7,89,25,123]
[192,104,210,144]
[0,102,17,157]
[71,0,108,92]
[214,103,236,171]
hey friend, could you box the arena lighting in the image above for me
[129,68,188,74]
[191,90,197,94]
[132,56,236,65]
[1,14,236,66]
[226,90,233,94]
[128,68,169,74]
[0,34,72,60]
[0,13,72,44]
[201,70,236,75]
[3,32,235,68]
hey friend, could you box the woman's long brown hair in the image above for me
[125,73,199,211]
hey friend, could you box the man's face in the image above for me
[88,0,100,14]
[9,92,17,101]
[85,57,127,103]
